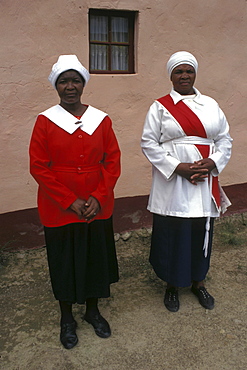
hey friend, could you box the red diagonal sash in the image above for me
[157,94,220,209]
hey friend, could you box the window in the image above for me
[89,9,136,74]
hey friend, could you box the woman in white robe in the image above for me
[141,51,232,312]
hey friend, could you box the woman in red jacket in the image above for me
[29,55,121,349]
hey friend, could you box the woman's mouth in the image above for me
[66,94,76,98]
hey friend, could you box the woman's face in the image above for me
[170,64,196,95]
[56,70,84,105]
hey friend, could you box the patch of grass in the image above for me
[0,239,18,252]
[118,253,151,279]
[237,264,247,276]
[0,240,18,266]
[214,213,247,250]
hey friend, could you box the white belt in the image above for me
[172,136,213,146]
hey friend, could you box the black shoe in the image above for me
[191,286,215,310]
[60,320,78,349]
[84,313,111,338]
[164,287,179,312]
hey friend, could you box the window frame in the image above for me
[89,9,136,74]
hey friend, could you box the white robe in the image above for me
[141,88,232,218]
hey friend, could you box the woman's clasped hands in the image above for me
[70,196,100,220]
[175,158,216,185]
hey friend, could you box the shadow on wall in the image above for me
[0,183,247,252]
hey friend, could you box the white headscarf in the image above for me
[167,51,198,77]
[48,55,90,88]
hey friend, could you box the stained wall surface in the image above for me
[0,0,246,214]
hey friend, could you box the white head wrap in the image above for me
[167,51,198,77]
[48,55,90,88]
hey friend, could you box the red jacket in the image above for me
[29,110,121,227]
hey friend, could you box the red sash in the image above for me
[157,94,221,209]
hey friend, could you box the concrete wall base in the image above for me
[1,183,247,252]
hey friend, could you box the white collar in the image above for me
[170,88,204,106]
[40,105,108,135]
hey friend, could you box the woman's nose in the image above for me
[181,72,189,79]
[66,81,74,89]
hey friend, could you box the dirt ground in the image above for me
[0,213,247,370]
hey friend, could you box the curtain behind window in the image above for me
[90,15,129,71]
[90,15,108,70]
[111,17,128,71]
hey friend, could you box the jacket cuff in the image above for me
[209,152,223,174]
[164,157,181,180]
[60,192,78,210]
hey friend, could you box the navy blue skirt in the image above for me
[44,217,119,304]
[150,215,214,287]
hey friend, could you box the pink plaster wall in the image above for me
[0,0,246,214]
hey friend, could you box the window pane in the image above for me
[89,9,135,73]
[90,15,108,42]
[111,45,128,71]
[90,44,108,70]
[111,17,128,43]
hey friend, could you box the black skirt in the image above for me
[44,217,119,304]
[150,215,214,287]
